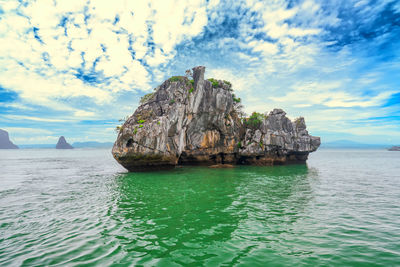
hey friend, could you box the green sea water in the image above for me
[0,149,399,266]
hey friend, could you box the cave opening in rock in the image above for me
[219,152,225,164]
[126,139,134,147]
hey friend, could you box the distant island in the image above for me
[112,66,320,171]
[56,136,73,149]
[0,129,19,149]
[388,146,400,151]
[321,140,389,149]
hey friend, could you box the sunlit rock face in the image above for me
[112,66,320,171]
[0,129,19,149]
[56,136,73,149]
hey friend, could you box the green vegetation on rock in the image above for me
[207,78,219,88]
[223,80,231,87]
[140,93,154,104]
[169,76,183,82]
[232,93,241,103]
[295,117,304,127]
[245,112,264,129]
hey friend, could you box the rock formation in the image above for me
[56,136,73,149]
[0,129,19,149]
[112,66,320,171]
[388,146,400,151]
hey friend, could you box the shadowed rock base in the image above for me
[115,155,310,172]
[112,66,320,172]
[116,153,310,172]
[209,164,235,168]
[113,153,176,172]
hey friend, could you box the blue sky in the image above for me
[0,0,399,145]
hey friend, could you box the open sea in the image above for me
[0,148,399,266]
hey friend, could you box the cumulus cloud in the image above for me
[3,115,69,123]
[0,0,399,143]
[0,0,211,115]
[270,81,395,108]
[207,68,258,93]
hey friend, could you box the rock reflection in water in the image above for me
[107,165,315,265]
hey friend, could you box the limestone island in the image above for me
[112,66,320,171]
[56,136,73,149]
[0,129,19,149]
[388,146,400,151]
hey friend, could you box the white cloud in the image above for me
[304,108,400,137]
[4,127,53,135]
[13,135,60,144]
[207,68,258,92]
[270,81,394,108]
[0,0,210,116]
[259,0,321,39]
[4,115,69,122]
[74,110,95,118]
[0,102,35,111]
[249,40,278,56]
[1,0,399,144]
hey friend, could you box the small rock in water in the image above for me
[56,136,73,149]
[0,129,19,149]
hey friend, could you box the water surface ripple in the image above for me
[0,149,399,266]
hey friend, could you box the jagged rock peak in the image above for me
[112,66,321,171]
[0,129,19,149]
[270,108,286,115]
[56,136,73,149]
[193,66,205,90]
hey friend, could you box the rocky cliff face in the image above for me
[0,129,19,149]
[56,136,73,149]
[112,66,320,171]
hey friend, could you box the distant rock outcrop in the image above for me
[112,66,320,171]
[56,136,73,149]
[388,146,400,151]
[0,129,19,149]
